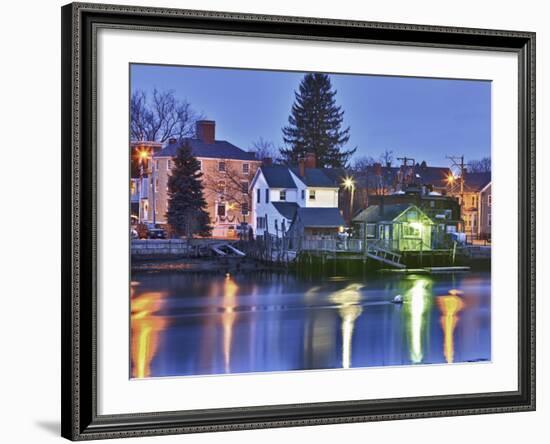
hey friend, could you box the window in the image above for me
[198,160,202,171]
[471,196,476,207]
[218,161,226,172]
[403,223,421,238]
[256,216,266,229]
[241,202,249,215]
[265,189,270,203]
[241,181,249,194]
[488,194,492,207]
[217,203,226,217]
[217,181,226,194]
[488,211,492,226]
[256,188,261,203]
[242,163,249,174]
[309,189,316,200]
[280,190,286,201]
[301,189,305,200]
[167,159,172,170]
[366,224,376,238]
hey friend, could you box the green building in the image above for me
[352,204,436,252]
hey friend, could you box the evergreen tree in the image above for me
[281,73,355,167]
[166,142,211,238]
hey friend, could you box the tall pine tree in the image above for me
[281,73,355,167]
[166,142,211,238]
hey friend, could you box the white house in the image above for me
[249,156,343,237]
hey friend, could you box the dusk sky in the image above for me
[130,64,491,167]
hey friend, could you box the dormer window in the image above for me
[280,190,286,201]
[309,190,316,200]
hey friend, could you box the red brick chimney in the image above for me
[196,120,215,144]
[298,157,305,177]
[305,152,316,169]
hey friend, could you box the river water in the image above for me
[130,271,491,378]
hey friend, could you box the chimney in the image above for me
[305,152,316,169]
[262,157,273,166]
[168,138,177,145]
[298,157,305,177]
[196,120,215,144]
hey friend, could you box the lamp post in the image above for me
[343,176,355,222]
[138,148,156,226]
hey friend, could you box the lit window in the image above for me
[403,224,421,238]
[280,190,286,201]
[218,161,226,172]
[243,163,249,174]
[309,190,316,200]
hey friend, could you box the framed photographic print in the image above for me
[61,2,536,440]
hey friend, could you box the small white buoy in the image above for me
[392,295,404,304]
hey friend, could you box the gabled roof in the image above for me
[154,138,257,161]
[352,203,413,223]
[272,202,299,220]
[463,172,491,192]
[290,167,339,187]
[260,165,297,188]
[294,207,345,228]
[413,166,452,189]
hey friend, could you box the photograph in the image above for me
[129,64,492,379]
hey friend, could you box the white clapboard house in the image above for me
[249,155,345,238]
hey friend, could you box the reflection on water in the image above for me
[437,291,465,363]
[130,271,491,378]
[130,291,168,378]
[404,279,432,364]
[329,284,363,369]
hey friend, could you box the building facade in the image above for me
[249,154,342,237]
[136,120,261,238]
[448,171,492,241]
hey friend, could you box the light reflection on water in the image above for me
[130,272,491,378]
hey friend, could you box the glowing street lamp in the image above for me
[342,176,356,220]
[136,147,156,225]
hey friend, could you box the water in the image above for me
[130,271,491,378]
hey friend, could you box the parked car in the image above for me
[236,222,249,236]
[147,227,166,239]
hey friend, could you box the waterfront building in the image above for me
[352,203,455,252]
[448,171,492,241]
[138,120,261,238]
[249,153,342,237]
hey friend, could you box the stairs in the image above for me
[367,242,405,269]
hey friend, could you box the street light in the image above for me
[137,147,156,226]
[342,176,355,220]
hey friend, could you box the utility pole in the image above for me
[446,155,466,201]
[396,156,415,188]
[446,155,466,235]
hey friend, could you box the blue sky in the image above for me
[130,64,491,167]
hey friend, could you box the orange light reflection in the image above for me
[437,292,465,364]
[131,292,168,378]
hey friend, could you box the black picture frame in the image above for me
[61,2,536,440]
